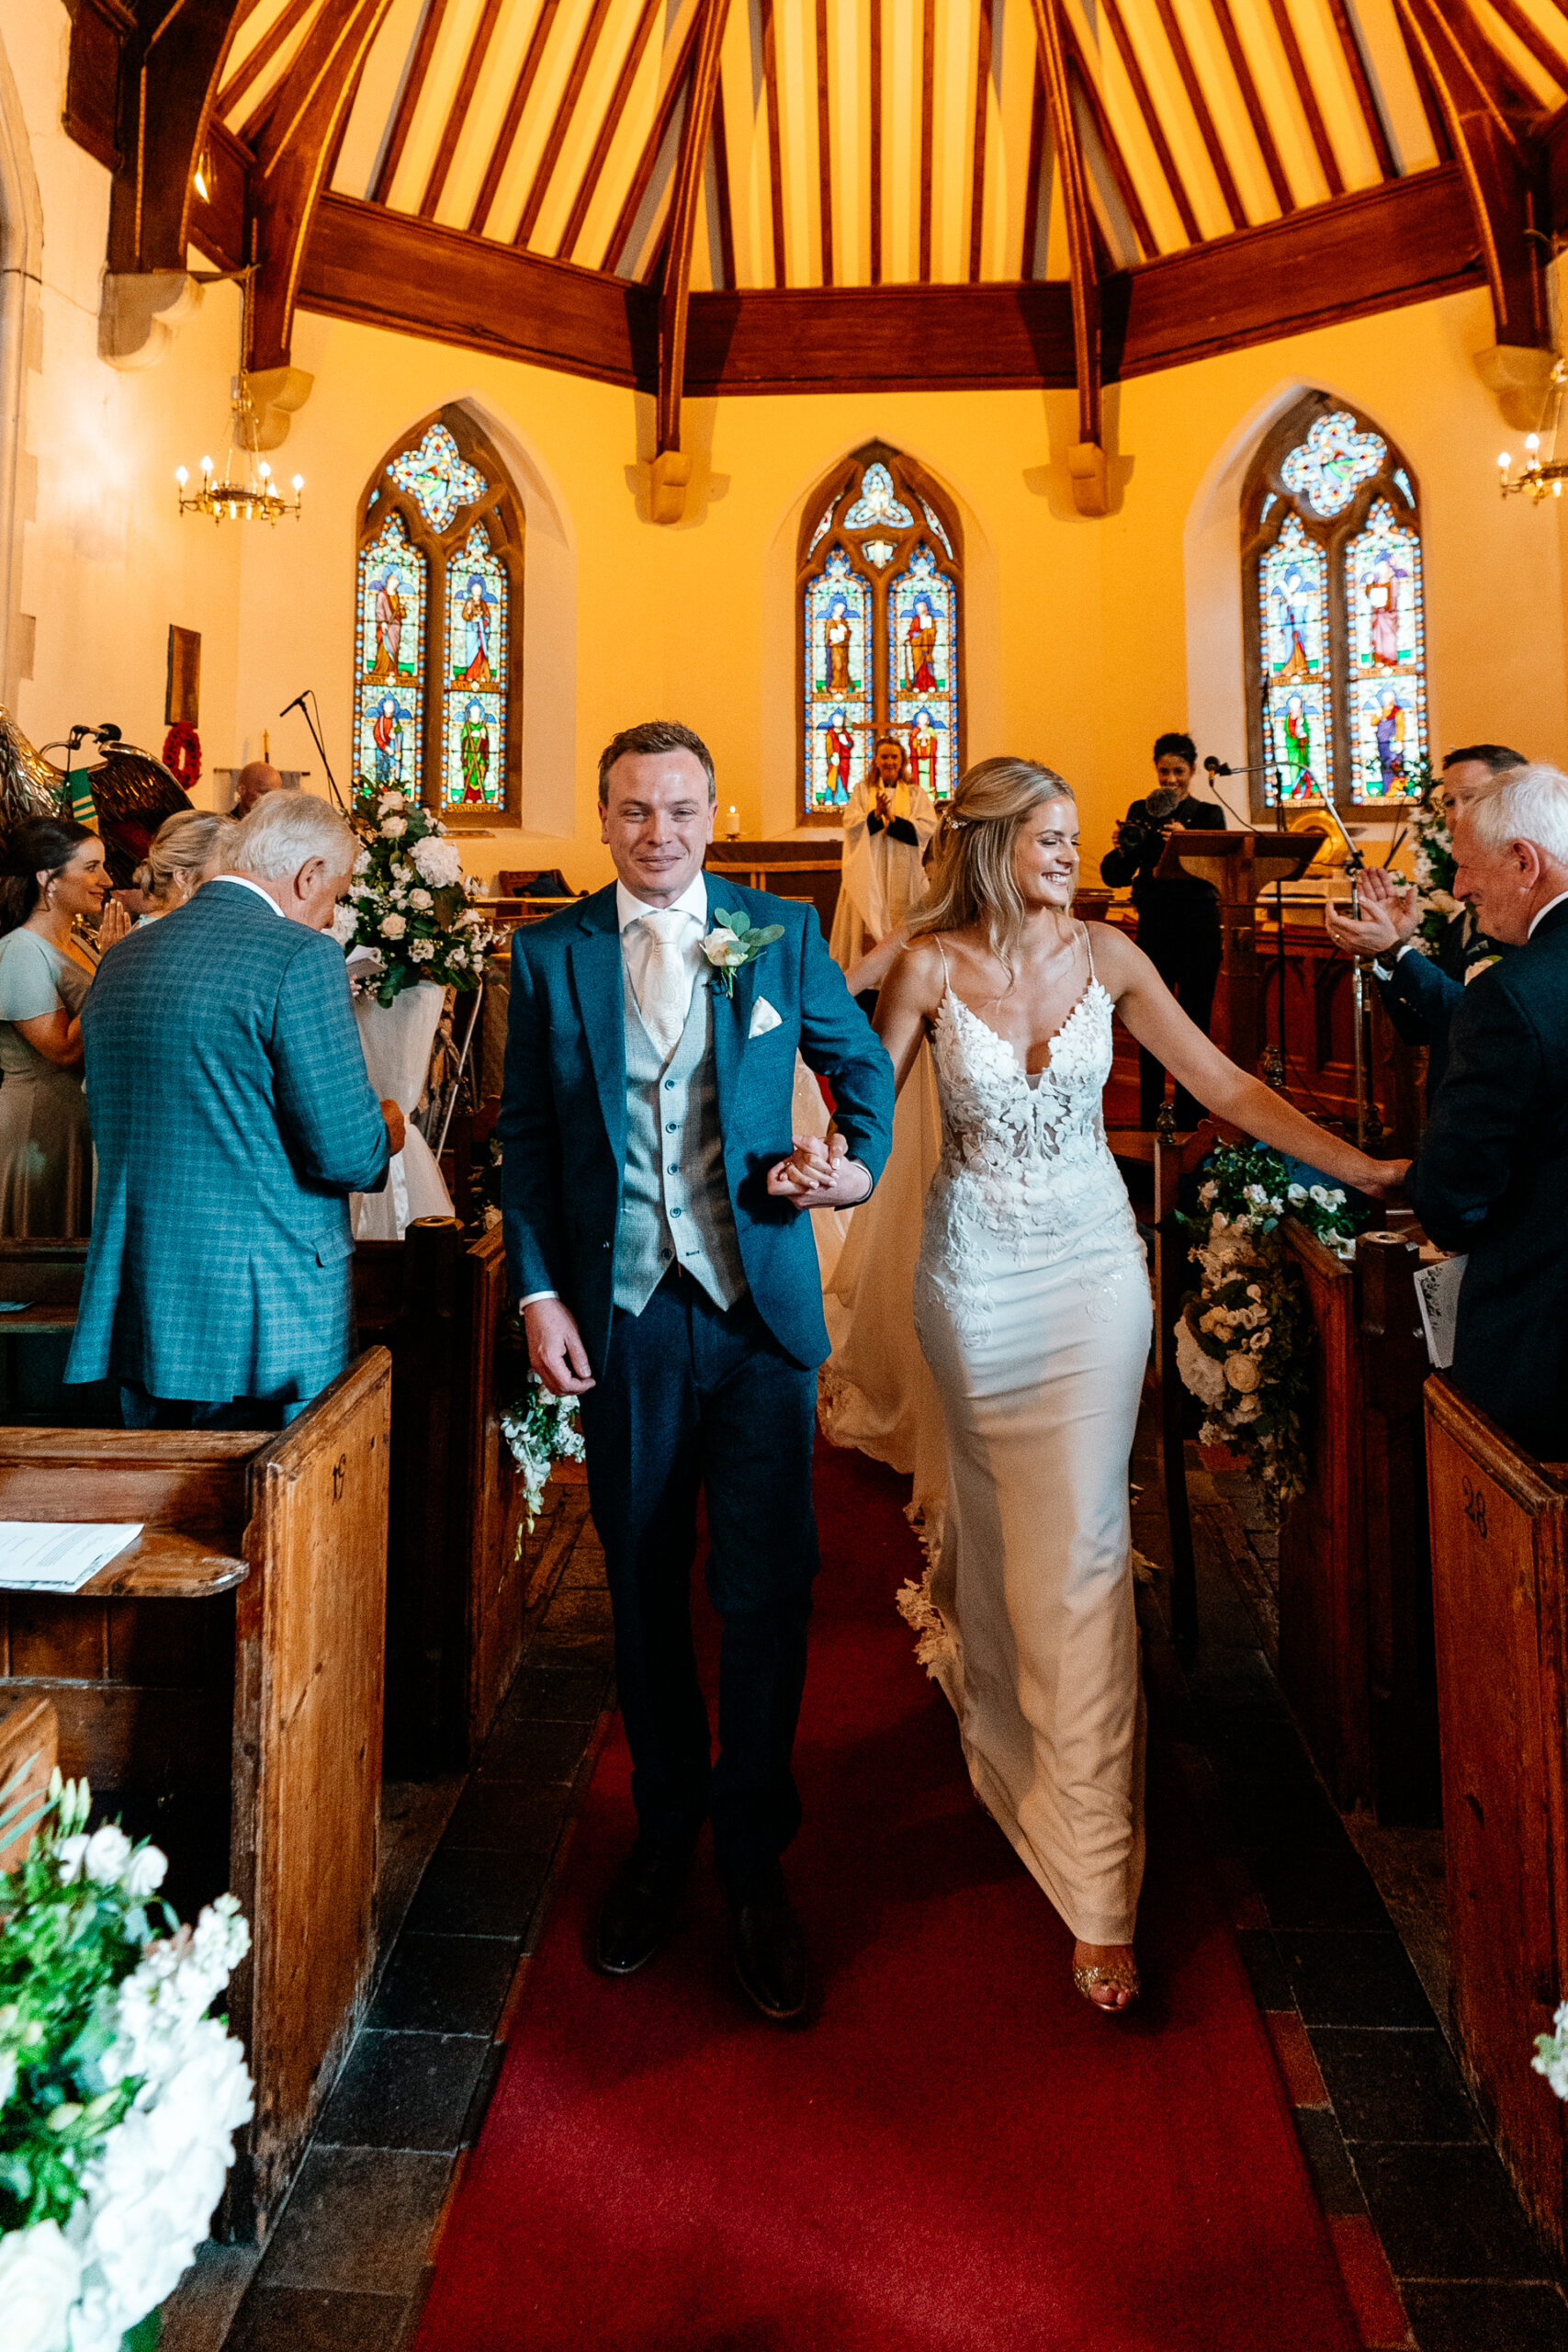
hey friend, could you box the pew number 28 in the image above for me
[1461,1476,1489,1538]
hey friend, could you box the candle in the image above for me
[727,804,740,839]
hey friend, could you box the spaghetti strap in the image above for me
[1080,920,1096,983]
[935,937,951,982]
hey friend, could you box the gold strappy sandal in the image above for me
[1073,1960,1141,2014]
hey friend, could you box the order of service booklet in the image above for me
[0,1523,144,1592]
[1413,1255,1467,1373]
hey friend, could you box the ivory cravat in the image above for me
[637,908,694,1058]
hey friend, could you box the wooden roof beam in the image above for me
[652,0,731,514]
[248,0,395,375]
[107,0,251,277]
[1394,0,1549,349]
[1028,0,1108,513]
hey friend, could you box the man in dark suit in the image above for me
[500,719,894,2020]
[1325,743,1523,1102]
[67,794,400,1426]
[1099,729,1227,1126]
[1411,763,1568,1459]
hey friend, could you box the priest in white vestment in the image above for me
[828,736,938,971]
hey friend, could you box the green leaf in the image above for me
[716,908,747,936]
[122,2312,162,2352]
[746,924,784,948]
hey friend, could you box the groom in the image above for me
[500,720,894,2019]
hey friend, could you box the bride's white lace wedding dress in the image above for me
[904,924,1153,1947]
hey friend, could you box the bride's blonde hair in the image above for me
[907,756,1076,970]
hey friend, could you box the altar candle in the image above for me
[727,804,740,839]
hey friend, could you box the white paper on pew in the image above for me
[0,1523,143,1591]
[1413,1254,1467,1372]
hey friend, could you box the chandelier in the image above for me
[175,273,303,526]
[1497,358,1568,503]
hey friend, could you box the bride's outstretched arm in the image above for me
[1093,923,1409,1201]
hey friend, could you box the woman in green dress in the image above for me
[0,817,113,1235]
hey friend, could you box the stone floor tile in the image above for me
[1400,2280,1568,2351]
[222,2288,411,2352]
[1293,2106,1367,2215]
[368,1933,523,2035]
[158,2242,262,2352]
[1280,1931,1433,2030]
[1311,2029,1483,2147]
[495,1664,611,1724]
[256,2148,451,2294]
[440,1776,570,1855]
[1216,1774,1350,1850]
[1233,1926,1292,2010]
[474,1713,597,1787]
[404,1845,550,1939]
[313,2030,491,2154]
[1247,1842,1393,1933]
[1354,2143,1552,2281]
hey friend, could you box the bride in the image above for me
[783,758,1406,2013]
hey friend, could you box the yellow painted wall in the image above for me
[3,9,1562,900]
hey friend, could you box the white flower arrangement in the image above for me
[501,1373,587,1527]
[1533,2004,1568,2101]
[340,787,495,1006]
[0,1772,254,2352]
[1175,1143,1362,1521]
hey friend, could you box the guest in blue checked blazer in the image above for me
[501,719,893,2023]
[66,794,401,1429]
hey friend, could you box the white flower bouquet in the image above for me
[336,789,495,1007]
[501,1367,587,1529]
[1533,2003,1568,2101]
[1175,1143,1362,1520]
[0,1771,253,2352]
[1408,765,1461,958]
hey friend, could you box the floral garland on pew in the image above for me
[1173,1142,1364,1521]
[334,787,495,1008]
[0,1772,253,2352]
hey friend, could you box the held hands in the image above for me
[379,1098,407,1158]
[766,1132,874,1213]
[1356,1156,1413,1204]
[524,1296,596,1396]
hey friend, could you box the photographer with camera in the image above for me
[1100,731,1226,1127]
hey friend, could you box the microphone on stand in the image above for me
[1201,757,1260,832]
[278,687,346,809]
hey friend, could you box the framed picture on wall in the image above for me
[165,626,200,726]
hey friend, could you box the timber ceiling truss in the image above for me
[66,0,1568,516]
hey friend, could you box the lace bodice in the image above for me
[916,929,1142,1340]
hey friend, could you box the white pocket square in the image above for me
[748,997,784,1039]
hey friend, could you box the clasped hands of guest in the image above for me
[766,1131,874,1210]
[1323,864,1420,960]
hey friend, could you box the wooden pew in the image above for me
[1277,1223,1438,1817]
[0,1351,391,2239]
[1424,1374,1568,2266]
[0,1228,527,1777]
[0,1691,57,1868]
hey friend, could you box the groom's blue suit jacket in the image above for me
[498,876,895,1374]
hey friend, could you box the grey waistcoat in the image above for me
[614,958,748,1315]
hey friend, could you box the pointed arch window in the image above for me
[1244,397,1427,813]
[798,446,964,821]
[355,411,523,824]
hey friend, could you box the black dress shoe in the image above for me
[595,1838,690,1975]
[727,1866,808,2022]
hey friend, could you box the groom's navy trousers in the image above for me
[580,1268,818,1891]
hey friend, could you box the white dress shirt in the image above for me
[520,871,711,1310]
[1529,889,1568,938]
[615,871,710,1026]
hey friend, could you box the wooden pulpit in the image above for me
[1154,829,1325,1074]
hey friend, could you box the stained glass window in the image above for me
[888,547,958,807]
[797,447,964,819]
[1346,501,1427,801]
[1247,397,1426,812]
[1280,411,1386,518]
[354,514,426,797]
[388,424,486,533]
[443,523,508,809]
[1258,515,1330,803]
[356,409,523,821]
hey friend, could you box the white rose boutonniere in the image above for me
[700,907,785,999]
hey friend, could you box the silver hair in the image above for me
[1462,763,1568,869]
[229,791,358,881]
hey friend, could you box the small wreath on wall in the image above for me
[162,720,202,791]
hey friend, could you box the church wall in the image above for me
[2,12,1562,898]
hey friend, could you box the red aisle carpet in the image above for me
[415,1441,1359,2352]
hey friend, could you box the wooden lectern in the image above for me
[1154,830,1325,1074]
